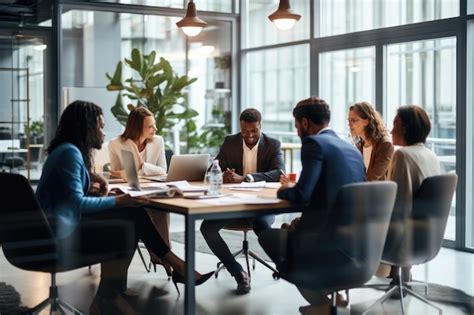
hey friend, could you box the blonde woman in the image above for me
[348,101,394,181]
[108,106,171,276]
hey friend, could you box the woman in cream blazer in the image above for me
[108,106,172,276]
[385,105,441,283]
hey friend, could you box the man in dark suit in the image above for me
[258,97,365,312]
[200,108,285,295]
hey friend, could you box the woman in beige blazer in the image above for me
[108,106,171,276]
[348,101,394,181]
[386,105,441,284]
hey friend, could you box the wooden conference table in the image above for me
[142,184,298,315]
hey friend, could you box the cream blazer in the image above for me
[108,135,167,176]
[388,143,441,218]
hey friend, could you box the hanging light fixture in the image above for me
[268,0,301,31]
[176,0,208,37]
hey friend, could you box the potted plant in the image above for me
[23,118,44,145]
[106,48,199,144]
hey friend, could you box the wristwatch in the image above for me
[244,174,253,182]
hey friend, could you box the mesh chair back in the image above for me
[0,173,56,269]
[382,174,457,267]
[0,173,53,243]
[287,181,397,291]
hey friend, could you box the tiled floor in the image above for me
[0,219,473,315]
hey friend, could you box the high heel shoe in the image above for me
[150,257,173,280]
[171,271,214,295]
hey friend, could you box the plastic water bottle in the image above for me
[208,160,223,195]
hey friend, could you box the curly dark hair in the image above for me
[349,101,389,144]
[47,100,103,171]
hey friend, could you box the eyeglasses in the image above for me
[347,118,362,124]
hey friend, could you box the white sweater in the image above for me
[108,135,167,176]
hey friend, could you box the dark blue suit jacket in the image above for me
[215,132,285,182]
[278,129,366,233]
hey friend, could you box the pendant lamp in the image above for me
[176,0,208,37]
[268,0,301,30]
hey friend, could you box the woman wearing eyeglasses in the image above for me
[348,101,394,181]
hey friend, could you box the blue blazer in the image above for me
[36,143,116,238]
[214,133,285,182]
[278,129,366,233]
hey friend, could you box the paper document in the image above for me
[263,182,281,189]
[197,193,281,205]
[166,180,208,192]
[225,181,266,191]
[109,183,181,198]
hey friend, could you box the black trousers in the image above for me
[57,206,170,296]
[200,215,274,278]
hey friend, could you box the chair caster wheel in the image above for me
[272,272,280,280]
[215,273,219,278]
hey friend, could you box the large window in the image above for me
[244,45,309,137]
[318,0,459,37]
[242,0,310,48]
[385,37,457,240]
[469,0,474,14]
[319,47,375,137]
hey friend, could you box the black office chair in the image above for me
[362,174,458,315]
[272,181,397,315]
[214,219,280,279]
[0,173,134,314]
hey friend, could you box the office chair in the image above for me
[0,173,134,315]
[214,219,280,279]
[271,181,397,315]
[362,174,457,315]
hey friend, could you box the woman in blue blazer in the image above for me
[36,101,212,314]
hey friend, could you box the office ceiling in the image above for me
[0,0,52,25]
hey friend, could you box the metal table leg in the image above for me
[184,216,196,315]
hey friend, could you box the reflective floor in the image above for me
[0,224,472,315]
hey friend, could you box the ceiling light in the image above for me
[268,0,301,31]
[176,0,207,37]
[33,44,47,51]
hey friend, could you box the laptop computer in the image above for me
[121,149,165,191]
[143,153,210,182]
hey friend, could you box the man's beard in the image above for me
[299,127,310,139]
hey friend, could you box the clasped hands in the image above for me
[223,168,245,183]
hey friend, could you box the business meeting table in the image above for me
[141,183,298,315]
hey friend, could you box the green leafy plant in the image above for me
[29,119,44,137]
[106,48,198,142]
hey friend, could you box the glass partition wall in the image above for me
[60,5,235,156]
[241,0,472,251]
[0,32,48,181]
